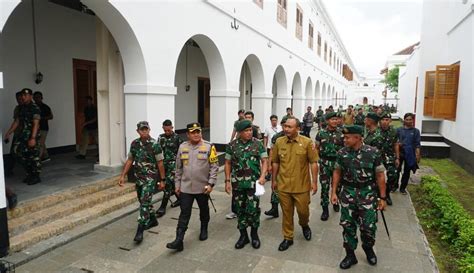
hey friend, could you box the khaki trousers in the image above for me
[279,190,311,240]
[39,130,49,159]
[78,128,98,156]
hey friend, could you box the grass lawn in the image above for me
[409,158,474,272]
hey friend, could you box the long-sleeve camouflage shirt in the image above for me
[128,137,164,185]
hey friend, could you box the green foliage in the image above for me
[420,176,474,272]
[382,67,400,93]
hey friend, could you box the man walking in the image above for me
[33,91,53,162]
[331,125,387,269]
[396,113,421,195]
[272,117,318,251]
[166,123,219,251]
[118,121,165,243]
[263,115,281,180]
[378,113,400,205]
[315,112,344,221]
[230,109,245,142]
[302,106,314,138]
[156,119,183,217]
[76,96,98,160]
[225,120,268,249]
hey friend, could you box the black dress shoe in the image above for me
[278,239,293,251]
[302,226,312,241]
[386,196,393,206]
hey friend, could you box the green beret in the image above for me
[325,112,337,120]
[342,125,363,136]
[366,112,380,122]
[236,120,252,132]
[280,116,288,124]
[381,112,392,119]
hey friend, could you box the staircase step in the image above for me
[421,133,444,142]
[9,191,138,252]
[7,176,120,220]
[8,183,135,237]
[421,141,450,158]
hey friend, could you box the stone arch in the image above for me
[272,65,289,116]
[291,72,303,118]
[238,54,265,111]
[304,77,314,110]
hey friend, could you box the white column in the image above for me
[0,132,9,256]
[292,95,306,120]
[252,93,273,130]
[210,89,240,144]
[276,94,292,118]
[305,98,315,112]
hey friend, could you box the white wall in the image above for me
[398,47,420,116]
[174,45,210,130]
[1,1,96,154]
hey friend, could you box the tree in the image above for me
[382,66,400,93]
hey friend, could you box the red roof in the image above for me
[393,42,420,55]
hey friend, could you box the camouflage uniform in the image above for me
[378,126,399,192]
[335,145,386,251]
[226,138,268,229]
[316,109,324,124]
[159,132,183,198]
[14,102,42,179]
[354,113,365,126]
[269,131,286,204]
[128,137,164,226]
[315,128,344,206]
[363,128,382,148]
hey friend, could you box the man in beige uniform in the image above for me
[166,122,219,252]
[272,117,319,251]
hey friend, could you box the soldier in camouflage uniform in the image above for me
[156,119,184,217]
[225,120,268,249]
[119,121,166,243]
[363,112,382,147]
[4,88,42,185]
[244,111,263,140]
[264,116,288,218]
[377,113,400,205]
[331,125,387,269]
[315,112,344,221]
[354,108,365,126]
[4,91,23,177]
[316,106,324,129]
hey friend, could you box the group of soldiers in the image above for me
[117,101,409,270]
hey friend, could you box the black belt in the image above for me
[341,182,375,189]
[320,156,336,161]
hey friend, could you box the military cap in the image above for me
[325,112,338,120]
[236,120,252,132]
[20,88,33,95]
[342,125,363,136]
[366,112,380,122]
[280,116,289,124]
[336,111,343,118]
[137,121,150,130]
[187,122,201,132]
[381,112,392,119]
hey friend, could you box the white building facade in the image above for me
[398,0,474,173]
[1,0,359,170]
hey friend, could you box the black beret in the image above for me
[342,125,363,136]
[381,112,392,119]
[366,112,380,122]
[236,120,252,132]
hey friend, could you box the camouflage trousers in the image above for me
[14,140,41,177]
[384,160,399,192]
[163,161,176,198]
[270,189,280,204]
[319,159,339,207]
[233,189,261,229]
[339,185,378,250]
[136,178,156,226]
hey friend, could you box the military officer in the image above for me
[167,122,219,252]
[244,111,262,140]
[331,125,387,269]
[378,113,400,205]
[315,112,344,221]
[354,108,365,126]
[118,121,166,243]
[363,112,382,147]
[264,116,288,218]
[156,119,184,217]
[4,91,23,177]
[4,88,42,185]
[316,106,324,129]
[225,120,268,249]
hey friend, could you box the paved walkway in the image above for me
[16,170,436,273]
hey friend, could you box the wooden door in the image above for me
[198,78,210,128]
[73,59,97,144]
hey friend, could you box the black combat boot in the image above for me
[166,228,186,251]
[320,206,329,221]
[170,194,181,208]
[264,203,279,218]
[362,245,377,265]
[27,175,41,185]
[235,229,250,249]
[333,203,340,212]
[340,248,358,269]
[250,227,261,249]
[199,222,208,241]
[156,196,169,218]
[133,224,145,243]
[146,213,159,230]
